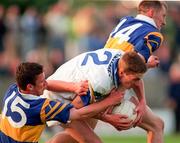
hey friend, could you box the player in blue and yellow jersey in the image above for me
[0,62,124,143]
[105,0,167,68]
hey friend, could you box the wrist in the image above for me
[99,114,108,122]
[70,82,77,93]
[139,99,146,105]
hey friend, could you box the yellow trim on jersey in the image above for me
[41,99,63,122]
[146,32,164,45]
[104,37,134,52]
[148,40,159,47]
[89,83,95,103]
[146,42,152,54]
[0,117,45,142]
[49,103,67,119]
[144,32,163,54]
[40,99,50,122]
[46,102,61,117]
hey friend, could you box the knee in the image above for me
[153,116,164,132]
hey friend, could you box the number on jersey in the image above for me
[2,91,30,128]
[111,18,142,44]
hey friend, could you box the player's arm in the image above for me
[46,80,88,96]
[94,89,133,131]
[69,89,124,120]
[135,32,163,68]
[95,107,133,131]
[131,79,146,125]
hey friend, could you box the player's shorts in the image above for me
[124,89,136,100]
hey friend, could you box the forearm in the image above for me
[94,113,110,123]
[47,80,77,93]
[70,98,113,120]
[132,79,146,105]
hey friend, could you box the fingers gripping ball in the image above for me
[112,100,137,121]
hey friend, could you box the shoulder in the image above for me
[4,83,18,97]
[146,32,163,42]
[145,31,164,51]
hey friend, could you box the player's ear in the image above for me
[147,8,154,18]
[118,70,125,77]
[27,84,34,91]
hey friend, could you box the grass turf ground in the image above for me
[40,134,180,143]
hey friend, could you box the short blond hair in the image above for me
[121,51,147,74]
[138,0,168,13]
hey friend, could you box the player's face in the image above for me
[153,6,167,30]
[120,73,142,89]
[33,72,47,95]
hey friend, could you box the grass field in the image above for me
[100,135,180,143]
[40,134,180,143]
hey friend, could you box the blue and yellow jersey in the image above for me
[0,84,73,143]
[104,15,163,62]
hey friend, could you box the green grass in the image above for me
[40,134,180,143]
[100,135,180,143]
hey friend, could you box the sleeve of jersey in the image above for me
[134,32,163,62]
[41,99,74,124]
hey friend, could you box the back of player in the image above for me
[43,48,124,105]
[104,16,163,62]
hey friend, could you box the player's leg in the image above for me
[64,119,101,143]
[47,119,101,143]
[46,131,78,143]
[138,106,164,143]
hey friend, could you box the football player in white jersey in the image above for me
[42,48,148,143]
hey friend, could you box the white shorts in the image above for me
[124,88,136,100]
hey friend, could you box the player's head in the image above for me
[118,51,147,89]
[138,0,167,30]
[16,62,47,95]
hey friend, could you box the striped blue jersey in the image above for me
[104,15,163,62]
[0,84,73,143]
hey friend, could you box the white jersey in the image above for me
[42,48,124,103]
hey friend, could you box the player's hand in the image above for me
[107,88,125,105]
[99,106,133,131]
[75,80,89,96]
[109,114,133,131]
[147,55,160,68]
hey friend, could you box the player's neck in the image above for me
[19,88,35,95]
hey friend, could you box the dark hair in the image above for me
[122,51,147,74]
[16,62,43,90]
[138,0,168,13]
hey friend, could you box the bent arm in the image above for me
[47,80,79,92]
[47,80,88,95]
[132,79,146,105]
[69,97,114,120]
[69,89,124,120]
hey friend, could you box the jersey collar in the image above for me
[18,88,42,100]
[135,14,157,28]
[111,58,120,88]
